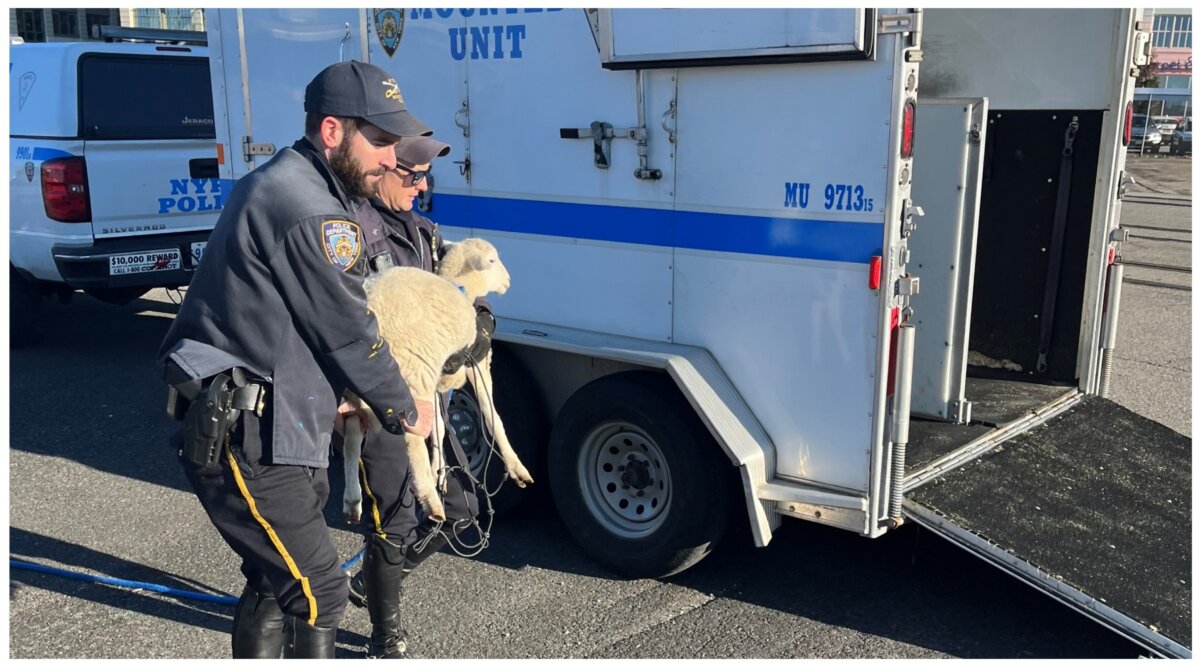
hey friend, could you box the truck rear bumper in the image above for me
[52,232,209,290]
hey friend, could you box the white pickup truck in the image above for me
[9,29,222,345]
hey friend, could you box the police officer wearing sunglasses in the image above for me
[158,61,437,658]
[341,134,495,658]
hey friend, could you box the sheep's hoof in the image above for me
[509,463,534,488]
[344,502,362,524]
[419,495,447,522]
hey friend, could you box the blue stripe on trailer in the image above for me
[433,194,883,264]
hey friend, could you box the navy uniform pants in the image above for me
[357,396,480,546]
[177,410,348,629]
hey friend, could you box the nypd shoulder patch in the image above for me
[322,220,362,271]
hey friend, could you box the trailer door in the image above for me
[209,8,369,180]
[903,395,1191,658]
[908,98,987,423]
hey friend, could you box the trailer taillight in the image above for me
[869,256,882,290]
[41,156,91,223]
[901,99,916,159]
[1123,102,1132,147]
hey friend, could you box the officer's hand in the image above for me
[403,399,435,438]
[334,401,370,435]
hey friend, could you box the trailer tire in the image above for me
[10,267,43,348]
[448,345,549,515]
[549,371,731,579]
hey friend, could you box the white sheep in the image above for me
[341,238,534,523]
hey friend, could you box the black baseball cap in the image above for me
[304,60,432,138]
[395,135,451,167]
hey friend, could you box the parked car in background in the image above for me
[1130,114,1163,150]
[1169,117,1191,155]
[1151,115,1178,141]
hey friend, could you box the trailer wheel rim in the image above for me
[578,421,671,537]
[447,391,487,478]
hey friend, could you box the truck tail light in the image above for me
[1123,102,1132,147]
[901,100,916,159]
[41,156,92,223]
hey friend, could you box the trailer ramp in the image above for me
[903,395,1191,658]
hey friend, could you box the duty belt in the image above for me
[167,365,266,420]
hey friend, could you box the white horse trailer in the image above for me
[206,9,1189,657]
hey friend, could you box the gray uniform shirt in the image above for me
[158,138,417,468]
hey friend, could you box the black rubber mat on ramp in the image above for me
[906,396,1191,650]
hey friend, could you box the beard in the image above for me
[329,134,385,199]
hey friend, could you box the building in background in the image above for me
[10,8,202,42]
[121,8,204,32]
[1139,8,1192,118]
[11,8,120,42]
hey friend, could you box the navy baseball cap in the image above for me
[395,135,451,167]
[304,60,432,138]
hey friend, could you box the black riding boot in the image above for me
[282,616,337,659]
[363,532,449,658]
[350,530,451,609]
[231,585,286,658]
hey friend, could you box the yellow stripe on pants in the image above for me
[359,458,387,540]
[225,444,319,626]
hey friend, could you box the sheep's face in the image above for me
[468,242,511,296]
[443,238,511,296]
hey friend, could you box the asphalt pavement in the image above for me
[7,157,1189,659]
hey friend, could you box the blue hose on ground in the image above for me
[11,546,366,607]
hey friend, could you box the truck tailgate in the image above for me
[903,395,1190,658]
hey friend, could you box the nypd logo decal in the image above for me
[374,9,405,58]
[323,220,362,271]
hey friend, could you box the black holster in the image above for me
[175,369,265,473]
[181,373,240,473]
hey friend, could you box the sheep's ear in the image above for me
[470,254,488,271]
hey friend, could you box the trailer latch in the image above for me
[896,275,920,297]
[900,199,924,238]
[242,136,276,162]
[560,122,663,179]
[1117,171,1136,200]
[878,12,920,35]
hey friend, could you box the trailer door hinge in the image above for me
[242,136,276,162]
[879,12,920,35]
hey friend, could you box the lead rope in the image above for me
[434,356,518,559]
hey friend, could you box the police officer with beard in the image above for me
[158,61,436,659]
[336,135,494,658]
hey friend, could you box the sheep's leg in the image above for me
[406,430,447,523]
[468,351,534,487]
[342,417,365,523]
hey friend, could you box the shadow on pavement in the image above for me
[10,527,234,633]
[10,294,188,492]
[463,502,1140,659]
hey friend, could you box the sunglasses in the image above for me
[392,163,430,186]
